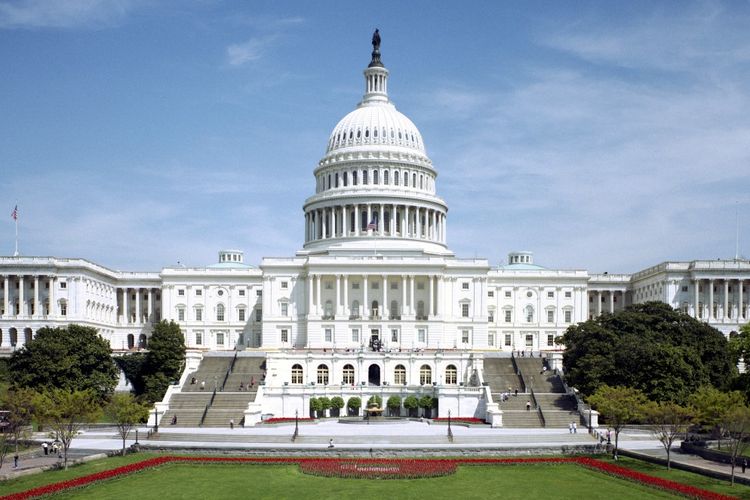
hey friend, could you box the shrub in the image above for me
[330,396,345,409]
[387,396,401,416]
[347,397,361,416]
[309,397,321,418]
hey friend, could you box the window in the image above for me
[525,334,533,347]
[505,291,511,298]
[564,310,572,323]
[351,328,359,342]
[351,300,360,317]
[352,282,360,289]
[417,281,424,290]
[195,331,202,345]
[420,365,432,385]
[418,328,426,343]
[461,303,470,317]
[256,289,262,296]
[526,291,533,298]
[325,281,333,290]
[178,307,185,321]
[391,328,399,342]
[461,329,470,344]
[195,308,202,321]
[281,303,288,316]
[445,365,457,385]
[547,310,554,323]
[238,308,246,322]
[196,289,202,296]
[342,364,355,385]
[291,364,303,384]
[324,328,332,342]
[373,170,379,184]
[504,334,512,346]
[488,290,494,297]
[565,291,572,298]
[462,282,469,290]
[216,332,225,346]
[317,364,329,385]
[60,281,67,289]
[390,282,398,290]
[178,289,184,296]
[547,291,554,298]
[505,310,512,323]
[216,304,225,321]
[60,302,67,316]
[372,281,379,289]
[394,364,406,385]
[488,333,494,346]
[281,329,289,343]
[281,281,288,289]
[547,334,555,346]
[255,309,262,321]
[239,289,245,296]
[525,305,534,323]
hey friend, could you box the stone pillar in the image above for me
[147,289,153,323]
[724,280,730,320]
[33,276,39,318]
[401,275,406,317]
[343,275,349,317]
[335,275,341,316]
[740,279,745,320]
[364,275,369,318]
[410,275,416,316]
[316,274,322,316]
[3,276,8,317]
[596,291,601,316]
[709,279,714,319]
[402,206,407,237]
[48,276,55,317]
[367,205,372,233]
[123,288,129,324]
[429,275,434,318]
[379,204,385,236]
[355,204,360,236]
[135,288,141,324]
[332,206,337,238]
[694,279,700,318]
[308,274,314,316]
[609,291,614,314]
[382,275,388,318]
[18,275,24,316]
[416,207,421,238]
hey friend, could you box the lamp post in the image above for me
[447,409,453,442]
[293,409,299,441]
[153,407,158,433]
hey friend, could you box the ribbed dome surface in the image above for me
[326,102,425,154]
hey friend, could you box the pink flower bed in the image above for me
[1,456,738,500]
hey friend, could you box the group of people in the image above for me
[498,388,519,402]
[238,378,255,391]
[41,441,62,457]
[568,422,578,433]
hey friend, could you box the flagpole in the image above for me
[14,214,19,257]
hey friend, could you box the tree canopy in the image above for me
[138,321,186,403]
[588,385,650,455]
[105,393,150,456]
[560,302,736,404]
[9,325,118,401]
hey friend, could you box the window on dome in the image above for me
[357,130,361,138]
[420,175,424,189]
[384,170,389,185]
[363,171,369,184]
[365,129,369,138]
[343,172,348,186]
[335,173,339,188]
[349,131,353,139]
[374,128,378,138]
[327,175,331,190]
[404,172,409,186]
[398,131,402,139]
[353,171,358,185]
[413,173,417,186]
[394,171,399,185]
[373,170,379,185]
[382,127,386,138]
[390,129,394,138]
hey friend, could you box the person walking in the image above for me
[328,438,334,448]
[572,422,577,433]
[569,422,573,434]
[230,418,235,430]
[13,453,19,468]
[743,458,747,474]
[526,400,531,411]
[42,442,49,455]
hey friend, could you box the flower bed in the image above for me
[1,456,738,500]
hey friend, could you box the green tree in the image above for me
[105,393,150,456]
[403,395,419,417]
[560,302,736,404]
[689,386,745,449]
[419,395,434,417]
[588,385,650,457]
[728,322,750,363]
[346,397,361,416]
[141,321,186,403]
[114,353,148,396]
[0,388,36,468]
[387,395,402,416]
[318,396,332,417]
[309,397,321,418]
[645,401,693,470]
[9,325,118,401]
[330,396,345,417]
[35,389,101,470]
[726,404,750,486]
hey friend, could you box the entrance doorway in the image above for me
[368,364,381,386]
[370,329,381,351]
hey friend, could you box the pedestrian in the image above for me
[328,438,334,448]
[743,458,747,474]
[569,422,573,434]
[239,381,245,391]
[230,418,235,430]
[526,400,531,411]
[514,388,518,397]
[171,415,177,425]
[572,422,577,434]
[42,442,49,455]
[13,453,19,468]
[200,380,205,390]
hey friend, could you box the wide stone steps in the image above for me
[501,410,543,428]
[182,356,234,393]
[543,410,583,428]
[223,357,266,391]
[514,358,565,393]
[482,358,523,395]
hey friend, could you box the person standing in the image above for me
[569,422,573,434]
[329,438,334,448]
[13,453,19,468]
[743,458,747,474]
[42,442,49,455]
[572,422,577,433]
[526,400,531,411]
[230,418,234,430]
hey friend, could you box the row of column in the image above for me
[118,287,160,325]
[2,275,57,318]
[590,290,627,317]
[305,203,446,244]
[693,278,748,321]
[307,274,441,320]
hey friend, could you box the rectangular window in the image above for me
[60,281,67,289]
[391,329,399,342]
[239,289,245,296]
[255,309,262,321]
[256,290,262,296]
[238,308,246,322]
[681,286,688,292]
[281,303,288,316]
[505,291,511,298]
[178,308,185,321]
[488,290,494,297]
[547,310,554,323]
[195,309,202,321]
[352,282,360,290]
[547,291,554,298]
[564,310,572,323]
[324,328,332,342]
[195,331,202,345]
[504,334,511,346]
[281,329,289,343]
[195,289,202,296]
[418,328,426,343]
[547,334,554,346]
[60,303,67,316]
[565,291,572,298]
[462,282,469,290]
[417,282,425,290]
[488,333,494,346]
[217,307,225,322]
[525,334,533,347]
[178,289,184,296]
[462,330,470,344]
[351,328,359,342]
[372,282,379,289]
[216,332,225,346]
[461,303,470,317]
[325,281,333,290]
[505,310,512,323]
[488,312,494,323]
[390,282,398,290]
[281,281,288,289]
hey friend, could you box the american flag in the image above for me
[367,220,377,230]
[11,205,17,221]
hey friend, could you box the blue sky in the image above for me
[1,0,749,273]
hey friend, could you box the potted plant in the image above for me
[387,395,402,417]
[330,396,345,417]
[404,395,419,418]
[347,396,362,417]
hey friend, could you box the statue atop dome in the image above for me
[369,28,383,68]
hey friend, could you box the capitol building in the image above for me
[1,36,749,426]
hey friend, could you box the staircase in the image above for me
[161,393,212,427]
[513,357,565,393]
[483,358,523,398]
[181,355,233,392]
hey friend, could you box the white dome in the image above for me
[326,102,425,155]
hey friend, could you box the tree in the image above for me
[318,396,331,417]
[105,393,150,456]
[141,321,186,403]
[560,302,736,404]
[588,385,650,457]
[0,388,36,468]
[728,322,750,364]
[330,396,345,417]
[419,395,434,418]
[726,404,750,486]
[35,389,101,470]
[346,397,361,416]
[9,325,118,401]
[645,401,693,470]
[403,395,419,417]
[309,397,321,418]
[689,386,745,449]
[387,395,402,417]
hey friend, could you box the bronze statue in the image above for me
[372,29,381,52]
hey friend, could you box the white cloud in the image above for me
[0,0,134,29]
[226,35,277,66]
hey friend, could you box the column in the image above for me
[3,276,8,317]
[428,275,434,318]
[48,276,55,317]
[33,276,39,318]
[123,288,129,324]
[416,208,421,238]
[343,275,349,317]
[724,280,730,320]
[609,291,614,313]
[402,205,407,237]
[709,279,714,320]
[694,279,700,318]
[18,275,24,316]
[332,206,338,238]
[596,291,602,316]
[379,204,385,236]
[147,289,152,323]
[740,279,745,320]
[355,204,360,236]
[443,214,447,244]
[135,288,141,324]
[363,275,369,317]
[316,274,322,316]
[367,205,372,233]
[322,209,327,239]
[308,274,314,316]
[335,275,341,316]
[410,275,416,316]
[391,204,396,235]
[382,274,388,318]
[436,276,441,316]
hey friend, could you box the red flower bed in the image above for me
[432,417,485,424]
[299,458,456,479]
[263,417,316,424]
[1,456,738,500]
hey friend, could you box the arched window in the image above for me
[445,365,458,385]
[127,333,135,349]
[335,173,339,187]
[394,364,406,385]
[373,170,379,184]
[351,300,360,318]
[317,364,329,385]
[342,364,355,385]
[138,334,147,349]
[525,305,534,323]
[420,365,432,385]
[412,173,417,187]
[363,170,369,184]
[353,171,358,185]
[371,300,379,318]
[384,170,389,185]
[420,175,424,189]
[343,172,348,186]
[216,304,225,321]
[394,170,400,185]
[9,328,17,346]
[404,171,409,186]
[361,211,368,231]
[291,364,303,384]
[327,175,331,189]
